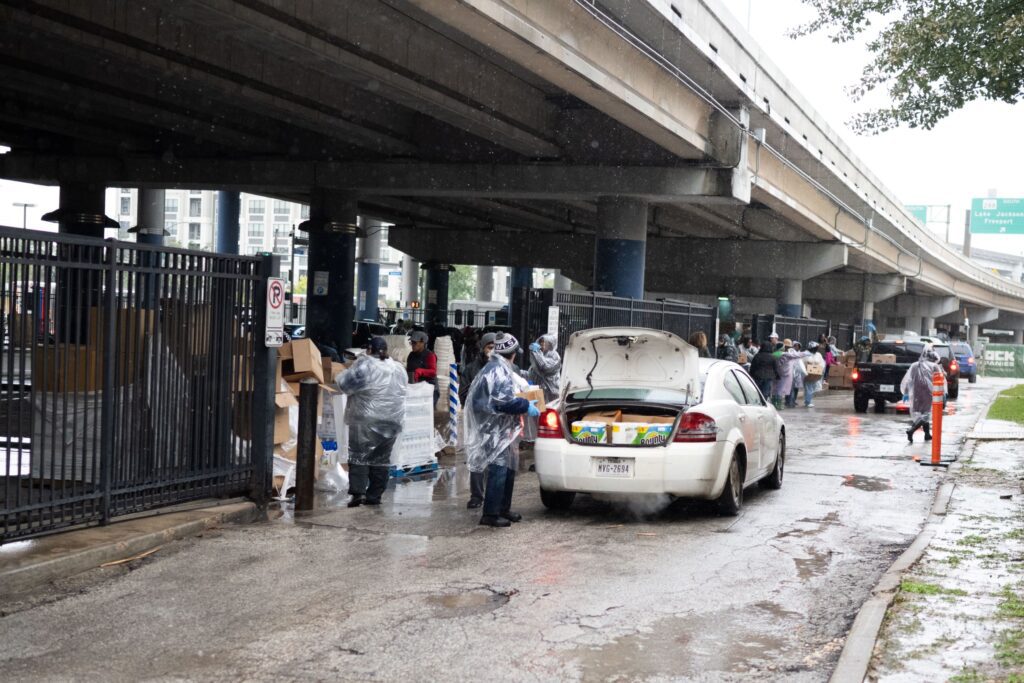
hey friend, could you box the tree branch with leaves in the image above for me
[792,0,1024,132]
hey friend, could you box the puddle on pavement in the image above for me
[795,547,833,580]
[841,475,894,492]
[774,511,840,540]
[572,613,789,679]
[426,590,509,616]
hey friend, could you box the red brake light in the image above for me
[950,361,959,372]
[850,369,859,381]
[674,412,717,443]
[538,409,561,438]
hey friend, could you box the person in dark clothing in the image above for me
[464,332,539,528]
[462,332,496,509]
[716,334,739,362]
[407,330,439,406]
[750,342,780,401]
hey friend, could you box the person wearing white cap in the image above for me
[464,332,539,527]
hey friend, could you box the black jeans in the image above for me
[349,464,390,502]
[469,470,486,503]
[482,463,516,517]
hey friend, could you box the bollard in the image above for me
[295,378,319,510]
[448,363,459,448]
[921,370,948,468]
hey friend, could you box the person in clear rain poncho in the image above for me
[464,332,539,528]
[336,337,408,507]
[900,346,946,443]
[521,334,561,444]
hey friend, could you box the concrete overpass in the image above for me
[1,0,1023,346]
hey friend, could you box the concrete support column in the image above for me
[401,254,420,305]
[46,182,111,237]
[1013,261,1024,284]
[215,191,240,255]
[970,324,980,349]
[777,279,803,317]
[357,218,384,321]
[594,197,647,298]
[905,316,924,336]
[476,265,494,301]
[1015,329,1024,345]
[923,317,936,336]
[136,188,166,246]
[306,189,357,352]
[554,270,572,291]
[861,300,875,329]
[510,267,532,291]
[424,264,451,326]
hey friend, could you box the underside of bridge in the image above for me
[1,0,1022,345]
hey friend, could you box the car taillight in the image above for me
[850,369,859,381]
[674,412,717,443]
[538,408,562,438]
[950,361,958,372]
[968,356,975,365]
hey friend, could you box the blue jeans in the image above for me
[787,384,799,407]
[483,463,516,517]
[804,386,816,406]
[757,378,774,401]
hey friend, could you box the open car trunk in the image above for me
[559,398,684,448]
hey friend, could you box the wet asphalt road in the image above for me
[0,380,1005,682]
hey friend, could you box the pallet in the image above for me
[389,461,439,478]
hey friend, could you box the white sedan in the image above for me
[534,328,786,515]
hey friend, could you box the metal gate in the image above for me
[519,289,716,356]
[0,227,274,542]
[750,314,831,348]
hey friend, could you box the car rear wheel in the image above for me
[854,392,869,413]
[716,454,744,516]
[969,374,977,384]
[874,398,887,413]
[948,383,959,399]
[540,488,575,510]
[760,434,784,490]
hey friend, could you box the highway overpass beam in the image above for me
[424,263,451,326]
[215,191,240,254]
[306,189,357,353]
[357,218,384,321]
[595,197,647,298]
[709,106,751,204]
[882,295,960,336]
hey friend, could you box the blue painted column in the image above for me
[306,190,357,352]
[594,198,647,298]
[424,264,451,326]
[776,279,803,317]
[215,191,240,254]
[356,218,384,321]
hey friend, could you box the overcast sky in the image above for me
[1,1,1022,255]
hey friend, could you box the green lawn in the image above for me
[988,384,1024,424]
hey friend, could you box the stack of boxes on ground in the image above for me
[269,338,444,498]
[828,349,859,390]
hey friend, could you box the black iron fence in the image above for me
[517,290,716,356]
[1,227,273,542]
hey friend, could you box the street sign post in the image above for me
[265,277,286,347]
[970,198,1024,234]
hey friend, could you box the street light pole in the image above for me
[12,202,35,229]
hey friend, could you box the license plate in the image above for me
[595,457,634,477]
[880,384,895,393]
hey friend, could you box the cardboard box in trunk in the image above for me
[619,414,675,424]
[582,410,622,425]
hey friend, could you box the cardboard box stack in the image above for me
[570,411,675,445]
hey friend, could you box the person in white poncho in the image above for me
[900,346,946,443]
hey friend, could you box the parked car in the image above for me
[533,327,786,516]
[917,337,961,398]
[950,341,977,383]
[851,338,957,413]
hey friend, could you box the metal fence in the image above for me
[518,290,716,356]
[1,227,273,542]
[749,314,859,349]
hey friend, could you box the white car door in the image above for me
[735,370,775,476]
[722,370,761,479]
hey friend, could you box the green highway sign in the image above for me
[971,197,1024,234]
[906,205,929,223]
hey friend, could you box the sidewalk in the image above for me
[866,397,1024,681]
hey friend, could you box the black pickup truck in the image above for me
[851,340,957,413]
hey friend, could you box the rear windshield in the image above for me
[951,343,972,354]
[568,388,695,405]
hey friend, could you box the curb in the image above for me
[828,412,984,683]
[0,501,258,599]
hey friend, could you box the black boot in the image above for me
[924,424,932,441]
[347,495,364,508]
[479,515,512,528]
[501,511,522,523]
[906,428,914,443]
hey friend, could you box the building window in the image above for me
[165,220,175,231]
[248,199,265,215]
[120,197,131,215]
[121,187,131,194]
[273,200,289,215]
[189,189,201,195]
[189,223,201,241]
[300,204,310,219]
[248,222,264,239]
[189,198,201,217]
[165,198,179,216]
[378,274,389,289]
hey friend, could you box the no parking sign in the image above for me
[265,277,286,347]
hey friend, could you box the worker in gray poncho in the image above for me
[900,347,946,443]
[521,334,561,444]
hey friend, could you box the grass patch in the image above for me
[988,384,1024,424]
[999,586,1024,619]
[949,669,983,683]
[997,629,1024,667]
[958,534,989,547]
[900,580,968,596]
[1007,528,1024,541]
